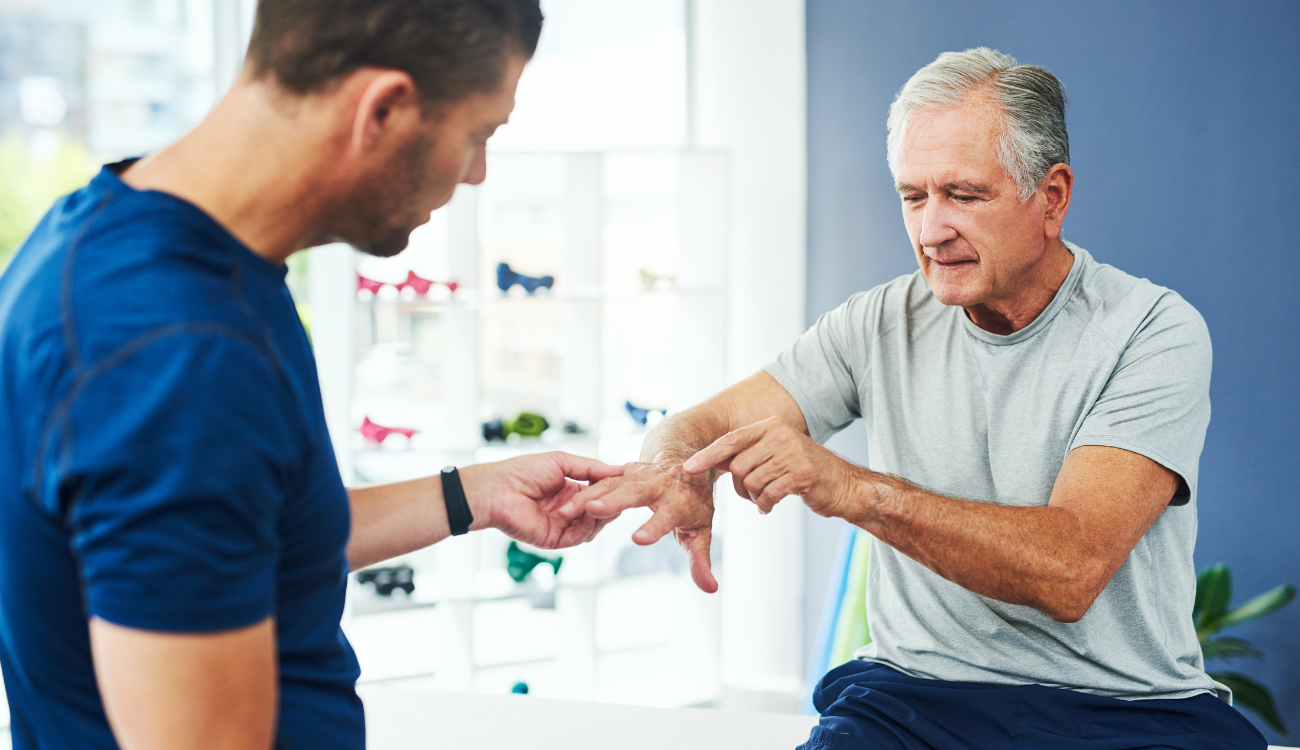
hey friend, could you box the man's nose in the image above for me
[917,197,959,249]
[461,147,487,186]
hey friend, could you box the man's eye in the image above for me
[902,195,924,203]
[954,195,978,203]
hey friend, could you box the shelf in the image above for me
[355,283,724,313]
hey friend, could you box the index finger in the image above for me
[560,473,629,518]
[682,423,768,475]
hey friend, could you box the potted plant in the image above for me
[1194,563,1296,736]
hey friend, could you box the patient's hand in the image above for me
[561,458,718,593]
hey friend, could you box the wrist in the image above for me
[836,465,890,528]
[454,463,496,533]
[653,451,715,492]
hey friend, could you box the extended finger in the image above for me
[552,451,627,483]
[559,473,629,518]
[681,527,718,594]
[584,477,677,520]
[631,502,695,546]
[682,422,770,475]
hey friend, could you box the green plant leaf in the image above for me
[1194,563,1232,632]
[1217,584,1297,630]
[1210,671,1290,737]
[1200,636,1263,662]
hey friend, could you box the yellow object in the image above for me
[828,532,871,668]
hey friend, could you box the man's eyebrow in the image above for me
[946,181,991,194]
[896,182,919,193]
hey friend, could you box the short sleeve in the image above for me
[61,330,299,632]
[1069,295,1213,506]
[764,292,873,444]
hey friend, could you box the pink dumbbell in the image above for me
[360,416,417,443]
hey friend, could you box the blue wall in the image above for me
[805,0,1300,741]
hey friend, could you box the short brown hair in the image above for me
[247,0,543,104]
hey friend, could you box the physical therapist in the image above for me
[0,2,621,749]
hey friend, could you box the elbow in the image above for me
[1043,597,1093,624]
[1040,561,1109,624]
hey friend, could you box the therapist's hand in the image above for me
[561,456,718,593]
[462,452,627,550]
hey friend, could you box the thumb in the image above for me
[549,452,626,483]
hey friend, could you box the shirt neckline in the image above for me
[94,159,290,282]
[958,241,1088,347]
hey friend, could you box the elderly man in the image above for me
[567,49,1266,748]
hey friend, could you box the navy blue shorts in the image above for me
[799,661,1266,750]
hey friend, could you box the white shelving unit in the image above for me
[308,150,730,708]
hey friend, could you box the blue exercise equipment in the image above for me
[497,262,555,294]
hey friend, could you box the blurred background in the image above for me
[0,0,1296,745]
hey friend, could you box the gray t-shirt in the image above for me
[766,243,1220,701]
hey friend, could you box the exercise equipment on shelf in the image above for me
[625,400,667,426]
[356,564,416,597]
[496,262,555,294]
[357,271,458,298]
[360,416,417,443]
[482,413,550,442]
[397,270,458,294]
[639,270,676,290]
[506,541,563,583]
[357,273,385,295]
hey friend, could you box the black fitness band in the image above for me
[440,466,474,536]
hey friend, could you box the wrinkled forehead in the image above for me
[895,100,1005,183]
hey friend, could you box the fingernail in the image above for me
[560,502,574,515]
[683,458,698,472]
[589,500,605,512]
[634,530,649,543]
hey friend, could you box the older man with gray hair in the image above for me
[565,48,1266,748]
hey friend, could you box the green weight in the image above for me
[507,541,562,583]
[504,412,549,438]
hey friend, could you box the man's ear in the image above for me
[351,71,422,153]
[1041,163,1074,239]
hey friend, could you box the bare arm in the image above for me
[564,372,805,592]
[347,452,625,571]
[837,445,1176,621]
[685,418,1178,622]
[91,618,276,750]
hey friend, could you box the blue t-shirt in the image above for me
[0,162,364,748]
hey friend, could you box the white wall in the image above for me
[691,0,809,712]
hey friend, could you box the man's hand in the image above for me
[463,451,627,550]
[562,457,718,593]
[683,417,864,520]
[348,451,625,569]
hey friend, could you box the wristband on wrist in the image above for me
[440,466,474,536]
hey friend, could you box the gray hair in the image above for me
[886,47,1069,202]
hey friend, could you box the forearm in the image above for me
[346,466,492,570]
[846,471,1105,622]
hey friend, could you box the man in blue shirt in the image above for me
[0,2,621,748]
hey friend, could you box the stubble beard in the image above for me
[352,132,438,259]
